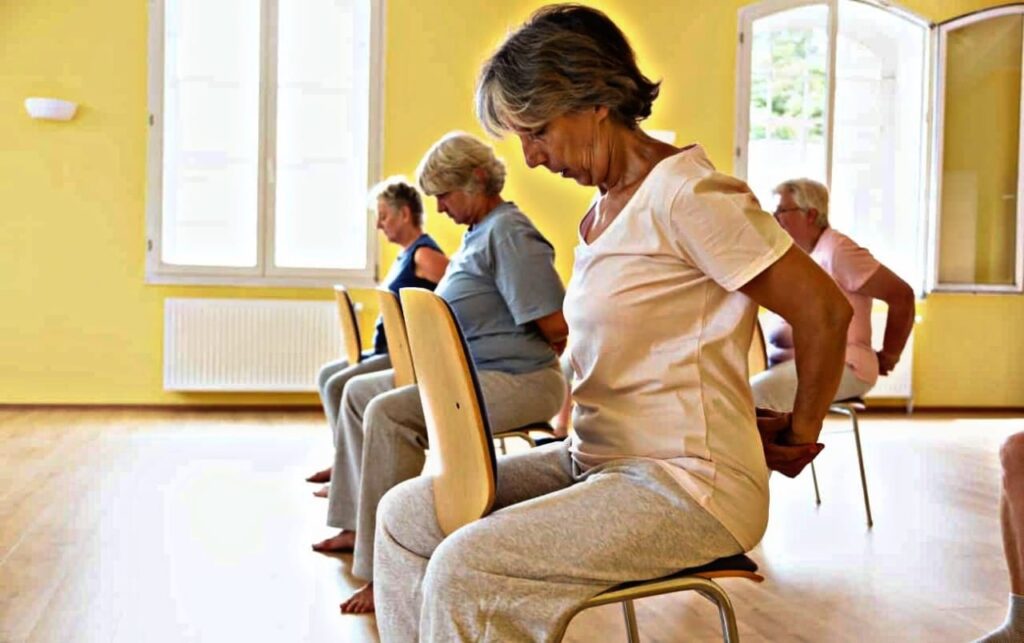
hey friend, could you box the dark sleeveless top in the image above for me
[373,233,444,354]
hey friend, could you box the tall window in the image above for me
[738,0,1024,294]
[933,7,1024,292]
[147,0,382,287]
[737,0,929,292]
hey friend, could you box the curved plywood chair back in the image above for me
[400,288,497,535]
[377,288,416,388]
[333,285,363,366]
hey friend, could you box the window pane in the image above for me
[747,5,829,208]
[939,14,1022,286]
[275,0,370,270]
[162,0,260,267]
[830,1,927,290]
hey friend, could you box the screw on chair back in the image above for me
[376,288,416,388]
[400,288,498,536]
[333,285,363,366]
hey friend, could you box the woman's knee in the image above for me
[341,376,376,419]
[422,531,480,604]
[364,396,401,438]
[377,478,441,556]
[324,371,350,402]
[1001,432,1024,480]
[364,389,423,443]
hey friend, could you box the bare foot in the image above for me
[312,485,329,498]
[311,530,356,553]
[340,582,374,614]
[306,467,332,484]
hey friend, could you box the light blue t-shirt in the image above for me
[437,201,564,374]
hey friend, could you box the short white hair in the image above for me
[774,178,829,228]
[416,131,506,196]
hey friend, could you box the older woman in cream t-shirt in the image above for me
[371,6,853,642]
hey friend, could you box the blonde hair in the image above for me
[476,4,660,136]
[774,178,830,228]
[416,132,506,196]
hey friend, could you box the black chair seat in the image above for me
[605,554,759,593]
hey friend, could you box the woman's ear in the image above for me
[472,167,487,186]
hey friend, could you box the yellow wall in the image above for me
[0,0,1021,407]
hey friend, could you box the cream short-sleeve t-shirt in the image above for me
[564,145,792,550]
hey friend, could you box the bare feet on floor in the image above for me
[305,466,332,484]
[340,582,374,614]
[312,484,329,498]
[311,530,356,553]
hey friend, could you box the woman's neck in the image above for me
[395,227,423,250]
[471,194,505,225]
[599,128,678,197]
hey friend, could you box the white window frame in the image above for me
[928,5,1024,293]
[735,0,838,185]
[145,0,385,289]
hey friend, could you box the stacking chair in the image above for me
[749,319,874,527]
[383,287,554,453]
[400,287,497,533]
[402,287,762,643]
[333,285,363,366]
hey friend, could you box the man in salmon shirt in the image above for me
[751,178,915,412]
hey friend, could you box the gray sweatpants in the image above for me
[326,363,565,581]
[374,442,745,642]
[751,361,873,413]
[316,354,391,444]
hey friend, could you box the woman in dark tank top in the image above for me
[308,178,447,486]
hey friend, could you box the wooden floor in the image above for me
[0,408,1016,642]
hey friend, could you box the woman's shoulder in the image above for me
[485,203,541,235]
[412,233,443,253]
[646,144,721,200]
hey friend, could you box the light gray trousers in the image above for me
[316,354,391,444]
[751,361,873,413]
[326,363,565,581]
[374,442,744,642]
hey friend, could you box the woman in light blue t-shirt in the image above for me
[312,132,568,616]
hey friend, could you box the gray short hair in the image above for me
[476,4,661,136]
[370,176,424,227]
[774,178,830,228]
[416,132,506,196]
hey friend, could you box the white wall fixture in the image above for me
[24,97,78,121]
[648,129,677,144]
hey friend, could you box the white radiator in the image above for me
[865,310,913,401]
[163,298,343,392]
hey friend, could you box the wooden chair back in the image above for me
[333,285,363,366]
[400,288,497,536]
[376,288,416,388]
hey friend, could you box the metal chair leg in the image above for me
[621,599,640,643]
[810,460,821,505]
[850,411,873,527]
[694,582,740,643]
